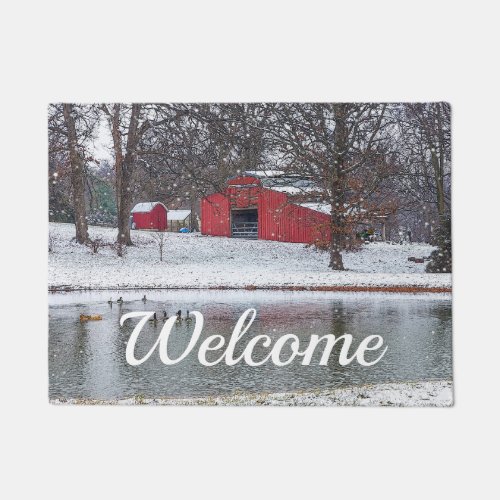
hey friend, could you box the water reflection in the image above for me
[49,291,452,399]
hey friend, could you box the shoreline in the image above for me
[49,284,451,293]
[50,380,453,407]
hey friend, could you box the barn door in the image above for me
[231,209,258,239]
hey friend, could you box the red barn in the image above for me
[131,202,168,231]
[201,172,331,244]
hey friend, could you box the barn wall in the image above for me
[258,188,330,244]
[132,204,167,230]
[201,193,231,237]
[227,176,261,210]
[153,204,167,231]
[133,211,152,229]
[227,185,260,209]
[258,188,287,240]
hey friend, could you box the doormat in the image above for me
[48,103,452,406]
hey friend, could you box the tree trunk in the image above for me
[431,151,445,216]
[329,177,346,270]
[117,165,133,246]
[117,104,142,246]
[110,104,124,216]
[329,104,349,271]
[62,103,89,244]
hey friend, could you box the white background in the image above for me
[1,1,499,498]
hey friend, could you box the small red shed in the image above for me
[131,202,168,231]
[201,173,331,244]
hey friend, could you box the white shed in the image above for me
[167,209,191,231]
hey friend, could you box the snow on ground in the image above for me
[51,380,453,407]
[48,223,452,290]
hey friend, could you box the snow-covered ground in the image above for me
[51,380,453,407]
[48,223,452,290]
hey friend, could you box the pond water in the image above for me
[48,290,452,400]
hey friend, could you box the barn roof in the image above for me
[298,202,366,216]
[299,202,332,215]
[168,209,191,221]
[244,170,286,178]
[131,202,167,213]
[271,185,319,194]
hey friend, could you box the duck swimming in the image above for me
[163,311,169,321]
[80,314,102,322]
[148,312,158,323]
[176,310,182,322]
[185,310,192,323]
[142,295,147,303]
[107,298,113,305]
[117,297,123,304]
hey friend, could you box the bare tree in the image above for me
[393,103,451,219]
[137,103,272,211]
[151,231,167,261]
[391,103,451,271]
[271,103,392,270]
[62,104,91,243]
[101,104,152,246]
[49,104,99,240]
[87,237,105,254]
[48,104,97,243]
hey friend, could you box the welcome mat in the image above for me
[48,102,452,406]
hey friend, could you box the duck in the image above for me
[148,312,158,323]
[80,314,102,322]
[107,298,113,305]
[185,310,192,323]
[175,310,182,323]
[117,297,124,304]
[142,295,147,303]
[163,311,169,321]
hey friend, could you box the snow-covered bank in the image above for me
[48,223,452,291]
[48,288,452,306]
[51,380,453,407]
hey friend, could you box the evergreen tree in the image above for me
[426,213,452,273]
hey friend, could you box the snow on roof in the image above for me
[168,209,191,221]
[298,202,332,215]
[244,170,285,178]
[131,202,167,213]
[270,185,318,194]
[298,202,366,216]
[271,186,302,194]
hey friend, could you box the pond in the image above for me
[48,290,452,400]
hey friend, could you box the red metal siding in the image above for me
[132,204,167,231]
[227,186,260,209]
[227,176,260,209]
[257,188,287,240]
[201,193,231,237]
[257,189,330,244]
[155,204,167,231]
